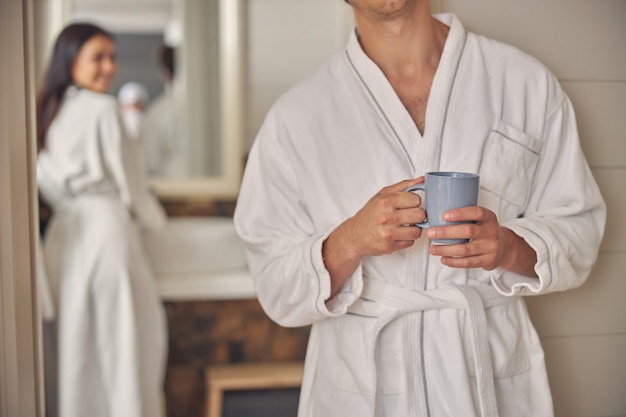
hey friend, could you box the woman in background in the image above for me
[37,23,167,417]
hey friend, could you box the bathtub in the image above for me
[142,217,255,301]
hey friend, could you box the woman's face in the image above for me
[71,34,117,93]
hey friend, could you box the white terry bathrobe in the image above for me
[38,87,168,417]
[234,14,606,417]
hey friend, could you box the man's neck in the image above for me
[352,2,450,134]
[354,3,448,79]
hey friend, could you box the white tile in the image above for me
[247,0,348,149]
[247,0,345,126]
[246,87,284,145]
[441,0,626,81]
[526,253,626,337]
[593,168,626,252]
[541,335,626,417]
[248,0,344,46]
[562,81,626,169]
[249,46,338,88]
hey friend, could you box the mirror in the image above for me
[64,0,245,200]
[156,0,245,199]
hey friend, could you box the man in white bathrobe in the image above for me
[234,1,606,416]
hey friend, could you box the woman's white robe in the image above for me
[38,87,168,417]
[234,14,606,417]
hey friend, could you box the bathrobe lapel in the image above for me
[344,14,469,178]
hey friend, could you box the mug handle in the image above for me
[405,184,429,229]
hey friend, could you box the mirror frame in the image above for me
[150,0,245,201]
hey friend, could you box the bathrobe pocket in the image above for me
[318,298,400,394]
[331,311,379,394]
[478,120,542,220]
[310,311,380,416]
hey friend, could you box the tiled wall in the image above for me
[164,299,310,417]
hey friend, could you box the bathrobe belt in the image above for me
[349,277,517,417]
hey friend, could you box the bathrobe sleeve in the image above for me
[492,91,606,296]
[234,107,362,328]
[96,101,133,207]
[97,100,166,231]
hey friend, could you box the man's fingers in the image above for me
[443,206,492,223]
[381,177,425,194]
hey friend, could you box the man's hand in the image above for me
[426,206,538,277]
[323,178,426,297]
[343,178,427,257]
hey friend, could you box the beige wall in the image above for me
[246,1,626,416]
[246,0,351,145]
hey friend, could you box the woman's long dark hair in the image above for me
[36,23,114,152]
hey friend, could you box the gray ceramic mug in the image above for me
[406,172,479,245]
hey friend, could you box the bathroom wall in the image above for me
[245,0,351,146]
